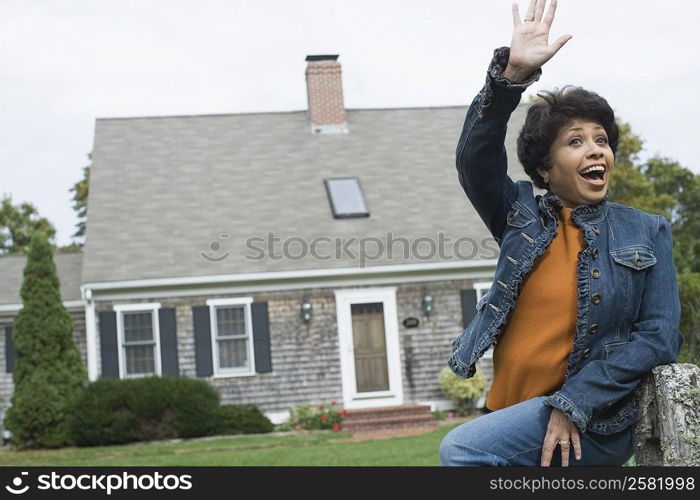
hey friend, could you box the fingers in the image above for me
[548,33,573,55]
[541,436,556,466]
[525,0,537,21]
[560,440,571,466]
[571,428,582,461]
[542,0,558,26]
[534,0,547,23]
[512,3,521,25]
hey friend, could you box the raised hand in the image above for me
[504,0,572,82]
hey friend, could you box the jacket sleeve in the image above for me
[456,46,541,242]
[543,216,685,433]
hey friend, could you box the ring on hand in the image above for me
[558,440,570,445]
[523,17,534,22]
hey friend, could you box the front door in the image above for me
[334,287,403,409]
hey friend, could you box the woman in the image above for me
[440,0,684,467]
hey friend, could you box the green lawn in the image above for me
[0,425,458,466]
[0,421,635,466]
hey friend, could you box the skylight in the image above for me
[324,177,370,219]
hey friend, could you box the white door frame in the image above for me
[334,287,403,409]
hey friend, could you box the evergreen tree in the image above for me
[3,232,87,448]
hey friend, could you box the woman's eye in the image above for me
[597,137,609,143]
[569,138,582,145]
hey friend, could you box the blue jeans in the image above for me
[439,396,635,466]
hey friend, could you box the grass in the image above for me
[0,419,636,466]
[0,425,458,467]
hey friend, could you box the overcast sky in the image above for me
[1,0,698,247]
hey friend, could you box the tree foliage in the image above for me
[68,158,90,245]
[3,232,87,448]
[0,195,56,255]
[1,155,90,254]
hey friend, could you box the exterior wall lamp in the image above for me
[301,298,313,323]
[421,289,433,317]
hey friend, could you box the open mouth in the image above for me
[578,165,607,186]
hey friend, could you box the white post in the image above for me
[82,287,99,381]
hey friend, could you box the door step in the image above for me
[341,404,437,433]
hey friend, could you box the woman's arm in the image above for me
[455,50,537,241]
[456,0,571,241]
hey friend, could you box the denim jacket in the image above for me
[448,47,684,435]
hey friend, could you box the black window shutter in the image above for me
[158,308,179,377]
[251,301,272,373]
[192,305,213,377]
[5,325,15,373]
[460,289,478,328]
[98,310,119,378]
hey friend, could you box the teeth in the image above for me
[581,165,606,175]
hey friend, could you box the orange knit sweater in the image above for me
[485,206,583,411]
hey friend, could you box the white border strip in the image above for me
[0,300,86,313]
[82,260,499,292]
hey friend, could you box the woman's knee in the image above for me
[439,425,506,466]
[439,430,459,466]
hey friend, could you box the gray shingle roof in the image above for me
[82,103,534,284]
[0,252,83,305]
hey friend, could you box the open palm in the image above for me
[508,0,571,72]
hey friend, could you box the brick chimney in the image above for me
[305,55,348,134]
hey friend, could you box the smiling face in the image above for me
[538,119,614,208]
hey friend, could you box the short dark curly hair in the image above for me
[516,86,619,190]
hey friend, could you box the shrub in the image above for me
[70,376,220,446]
[283,401,343,431]
[215,405,273,435]
[433,410,447,421]
[68,378,134,446]
[439,366,487,415]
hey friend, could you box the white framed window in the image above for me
[113,303,162,378]
[206,297,255,376]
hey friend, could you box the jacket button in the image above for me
[583,348,591,359]
[589,323,599,334]
[591,268,601,278]
[592,248,599,258]
[592,293,602,305]
[635,259,643,267]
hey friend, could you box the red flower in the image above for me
[319,405,325,410]
[321,414,328,422]
[341,409,348,415]
[331,423,341,432]
[331,400,336,406]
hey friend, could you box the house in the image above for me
[0,55,537,425]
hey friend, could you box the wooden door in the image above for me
[351,302,389,393]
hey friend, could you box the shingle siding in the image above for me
[94,277,494,413]
[0,277,497,427]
